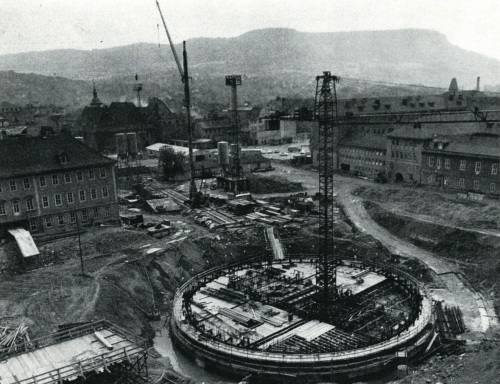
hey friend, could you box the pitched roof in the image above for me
[423,133,500,158]
[0,134,114,179]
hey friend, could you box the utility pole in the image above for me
[225,75,242,189]
[76,212,84,275]
[314,71,339,319]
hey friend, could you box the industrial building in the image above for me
[310,78,500,193]
[0,134,119,240]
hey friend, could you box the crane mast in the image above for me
[156,0,197,201]
[314,72,340,321]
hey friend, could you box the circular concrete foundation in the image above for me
[170,256,434,382]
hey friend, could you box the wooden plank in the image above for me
[94,331,114,350]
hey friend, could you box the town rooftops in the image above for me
[0,134,115,179]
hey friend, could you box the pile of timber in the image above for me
[0,323,31,353]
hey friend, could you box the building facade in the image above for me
[421,134,500,195]
[0,135,119,239]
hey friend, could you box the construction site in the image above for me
[2,4,500,384]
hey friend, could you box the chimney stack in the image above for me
[476,76,481,92]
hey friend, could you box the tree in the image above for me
[159,147,185,181]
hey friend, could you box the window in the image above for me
[70,212,76,223]
[88,169,95,179]
[475,161,482,174]
[81,209,88,222]
[492,164,498,175]
[29,219,37,231]
[42,196,49,208]
[91,188,97,200]
[490,183,496,193]
[23,178,30,189]
[93,207,99,219]
[67,192,74,204]
[40,176,46,187]
[460,160,466,171]
[0,201,6,215]
[77,171,83,181]
[444,176,448,186]
[52,174,59,185]
[60,154,67,164]
[64,173,71,183]
[459,178,465,188]
[9,180,16,191]
[100,168,106,178]
[102,186,109,198]
[105,206,111,217]
[436,158,442,169]
[445,158,450,169]
[54,194,62,206]
[26,197,34,211]
[0,183,2,193]
[45,216,52,228]
[58,214,64,226]
[12,201,20,215]
[428,156,434,167]
[79,190,86,202]
[474,180,479,190]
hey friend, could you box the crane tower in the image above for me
[314,72,340,318]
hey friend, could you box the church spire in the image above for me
[90,81,103,107]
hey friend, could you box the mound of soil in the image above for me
[247,174,304,194]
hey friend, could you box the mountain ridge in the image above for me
[1,28,499,107]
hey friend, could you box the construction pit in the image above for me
[170,255,434,383]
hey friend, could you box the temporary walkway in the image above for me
[266,227,284,260]
[0,320,148,384]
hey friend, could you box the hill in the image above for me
[1,28,500,107]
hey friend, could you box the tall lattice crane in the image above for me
[314,71,340,320]
[156,0,197,202]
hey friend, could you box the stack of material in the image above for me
[0,323,30,352]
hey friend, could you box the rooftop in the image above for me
[423,133,500,158]
[0,134,114,179]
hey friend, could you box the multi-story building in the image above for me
[421,134,500,195]
[338,127,387,177]
[76,88,183,153]
[0,134,119,239]
[310,77,500,185]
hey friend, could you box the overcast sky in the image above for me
[1,0,499,60]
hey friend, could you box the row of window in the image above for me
[342,148,385,157]
[0,168,107,193]
[434,176,497,193]
[391,139,418,148]
[0,188,109,216]
[392,151,416,161]
[428,157,498,175]
[41,187,109,208]
[29,207,112,231]
[342,157,385,167]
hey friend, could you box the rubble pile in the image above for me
[0,323,30,353]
